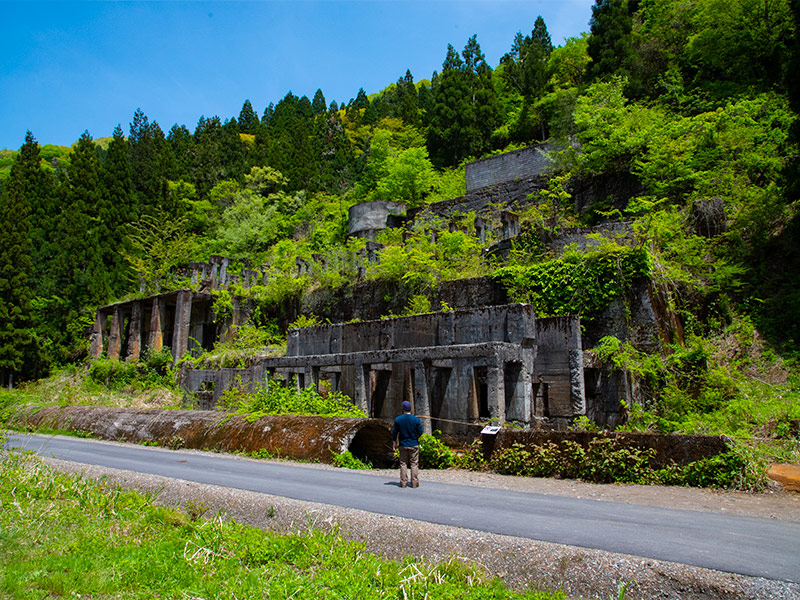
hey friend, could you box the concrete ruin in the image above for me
[465,143,554,191]
[348,200,407,240]
[182,304,585,439]
[89,144,670,433]
[89,256,254,362]
[7,404,395,466]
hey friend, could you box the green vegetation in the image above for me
[332,450,372,470]
[419,432,457,469]
[220,380,368,420]
[0,450,563,599]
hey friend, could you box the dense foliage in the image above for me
[220,381,368,419]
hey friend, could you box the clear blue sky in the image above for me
[1,1,595,150]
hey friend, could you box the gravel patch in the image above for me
[36,442,800,600]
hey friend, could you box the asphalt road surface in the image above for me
[5,431,799,584]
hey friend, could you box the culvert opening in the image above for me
[348,422,394,468]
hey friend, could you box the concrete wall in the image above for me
[348,201,407,240]
[465,144,554,192]
[287,305,537,356]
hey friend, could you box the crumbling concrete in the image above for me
[91,290,218,363]
[7,405,394,466]
[183,304,586,438]
[348,200,407,240]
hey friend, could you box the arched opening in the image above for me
[347,421,394,467]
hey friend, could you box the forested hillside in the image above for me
[1,0,798,441]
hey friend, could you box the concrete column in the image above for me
[219,257,229,287]
[487,364,506,423]
[521,353,535,422]
[148,297,164,353]
[89,312,105,359]
[569,349,586,416]
[125,302,143,362]
[107,306,123,360]
[414,362,432,434]
[353,363,369,414]
[171,290,192,362]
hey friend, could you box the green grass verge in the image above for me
[0,449,562,600]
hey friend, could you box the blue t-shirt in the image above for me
[392,413,423,447]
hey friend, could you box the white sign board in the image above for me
[480,425,501,435]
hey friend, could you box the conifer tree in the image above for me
[101,125,136,295]
[0,132,37,386]
[128,108,173,216]
[428,37,500,167]
[168,123,195,182]
[586,0,635,82]
[501,16,554,141]
[238,99,260,134]
[312,89,327,115]
[394,70,420,126]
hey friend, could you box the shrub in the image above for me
[419,432,455,469]
[332,450,371,470]
[221,380,367,419]
[143,347,173,376]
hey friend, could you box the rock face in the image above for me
[8,405,395,466]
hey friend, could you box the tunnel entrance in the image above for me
[347,421,394,467]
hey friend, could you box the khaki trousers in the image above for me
[398,445,419,487]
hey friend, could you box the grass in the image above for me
[0,364,183,414]
[0,448,563,600]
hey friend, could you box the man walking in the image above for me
[392,400,423,488]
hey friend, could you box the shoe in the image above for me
[400,483,407,488]
[411,482,419,488]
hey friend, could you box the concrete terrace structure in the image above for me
[182,304,586,436]
[89,256,255,363]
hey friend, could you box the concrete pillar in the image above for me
[414,362,432,434]
[125,302,143,362]
[89,312,105,359]
[353,363,369,414]
[569,349,586,416]
[148,297,164,353]
[171,290,192,362]
[487,364,506,423]
[219,256,229,287]
[107,306,123,360]
[521,353,534,422]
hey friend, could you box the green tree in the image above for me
[312,89,327,115]
[0,132,38,385]
[586,0,636,83]
[100,125,136,296]
[51,132,110,360]
[128,109,173,217]
[684,0,794,96]
[238,99,260,134]
[501,16,554,140]
[394,70,420,126]
[428,37,500,167]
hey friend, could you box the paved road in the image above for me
[5,432,799,583]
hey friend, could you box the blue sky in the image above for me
[1,1,595,150]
